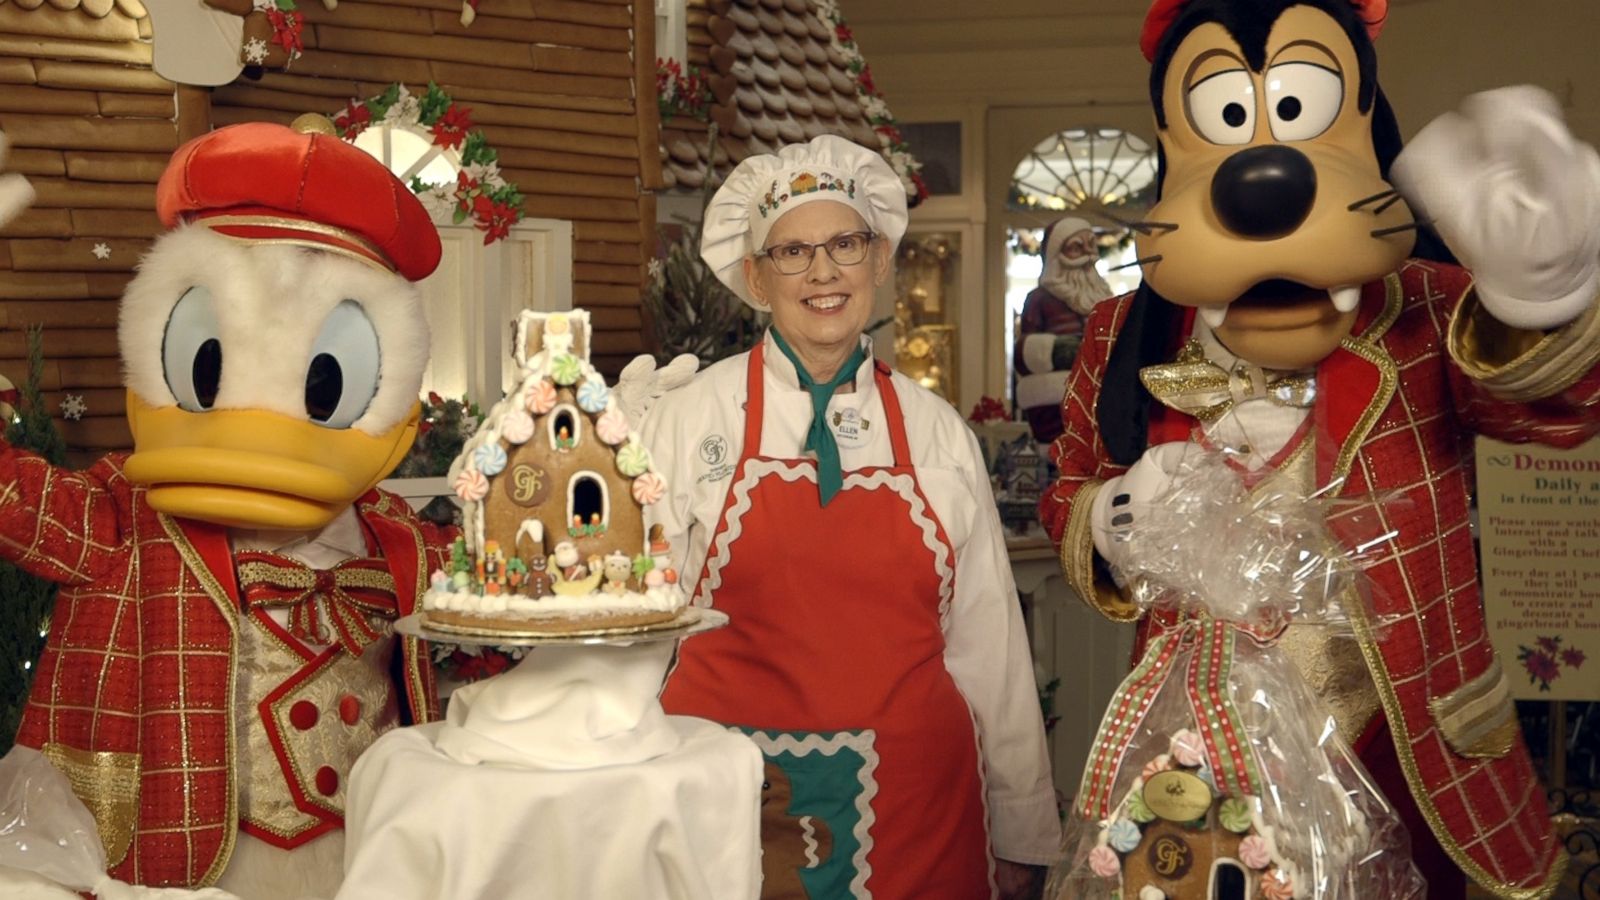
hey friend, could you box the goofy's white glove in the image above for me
[1090,441,1198,575]
[1391,86,1600,331]
[0,131,34,230]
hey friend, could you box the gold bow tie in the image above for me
[1139,340,1316,422]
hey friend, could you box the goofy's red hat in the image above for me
[1139,0,1389,61]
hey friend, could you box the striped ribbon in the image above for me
[1076,617,1264,820]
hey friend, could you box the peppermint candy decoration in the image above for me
[577,379,610,414]
[1170,729,1206,768]
[596,407,630,446]
[1238,834,1272,870]
[527,380,558,415]
[1139,753,1173,782]
[615,442,651,478]
[1259,869,1294,900]
[631,472,665,505]
[500,410,535,444]
[551,354,581,386]
[473,443,508,477]
[1107,819,1141,854]
[453,468,489,502]
[1088,845,1120,879]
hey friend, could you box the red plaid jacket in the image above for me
[0,448,449,888]
[1042,260,1600,899]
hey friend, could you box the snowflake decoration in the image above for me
[647,258,663,280]
[60,394,87,421]
[91,242,111,260]
[243,37,270,65]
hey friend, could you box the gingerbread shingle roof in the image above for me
[660,0,890,192]
[1,0,146,19]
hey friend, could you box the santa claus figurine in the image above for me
[1014,217,1112,442]
[0,118,451,897]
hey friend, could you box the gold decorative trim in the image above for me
[195,215,390,265]
[40,742,140,867]
[1358,273,1405,343]
[1061,481,1140,622]
[1448,286,1600,402]
[1346,602,1567,898]
[1329,335,1399,489]
[1429,655,1518,760]
[160,515,241,887]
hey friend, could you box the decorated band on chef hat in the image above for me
[701,134,908,308]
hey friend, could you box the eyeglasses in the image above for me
[757,231,876,275]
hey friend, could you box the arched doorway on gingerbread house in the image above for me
[568,474,609,535]
[1211,858,1248,899]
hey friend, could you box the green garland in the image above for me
[0,327,68,754]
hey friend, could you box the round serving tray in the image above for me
[393,607,728,648]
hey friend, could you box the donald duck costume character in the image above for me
[0,119,450,898]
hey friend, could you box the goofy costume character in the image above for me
[1042,2,1599,898]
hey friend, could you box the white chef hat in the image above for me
[701,135,909,308]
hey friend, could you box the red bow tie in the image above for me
[236,551,399,656]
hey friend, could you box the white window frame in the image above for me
[655,0,687,65]
[548,403,583,451]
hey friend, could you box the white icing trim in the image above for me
[565,471,611,533]
[744,729,880,899]
[423,584,686,616]
[547,402,583,450]
[692,460,954,628]
[515,518,544,556]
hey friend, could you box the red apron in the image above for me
[662,345,993,899]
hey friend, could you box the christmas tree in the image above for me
[0,327,68,754]
[643,125,770,366]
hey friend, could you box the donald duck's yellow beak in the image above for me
[123,391,419,531]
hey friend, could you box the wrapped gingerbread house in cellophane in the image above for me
[1048,448,1425,900]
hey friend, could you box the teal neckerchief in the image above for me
[770,328,866,507]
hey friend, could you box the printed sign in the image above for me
[1476,437,1600,701]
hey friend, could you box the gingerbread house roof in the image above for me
[659,0,900,192]
[1,0,146,20]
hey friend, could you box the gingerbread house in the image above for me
[1074,730,1296,900]
[449,309,666,596]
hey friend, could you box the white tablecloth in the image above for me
[335,642,762,900]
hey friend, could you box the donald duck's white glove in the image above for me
[614,353,700,426]
[1391,86,1600,331]
[0,132,34,231]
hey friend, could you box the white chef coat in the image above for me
[641,330,1063,865]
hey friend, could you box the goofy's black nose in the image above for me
[1210,145,1317,240]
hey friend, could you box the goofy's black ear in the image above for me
[1097,283,1182,466]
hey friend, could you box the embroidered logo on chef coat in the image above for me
[698,434,735,484]
[829,409,871,450]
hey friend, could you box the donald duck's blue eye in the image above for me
[162,286,223,412]
[305,300,381,429]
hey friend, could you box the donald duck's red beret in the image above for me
[156,119,442,283]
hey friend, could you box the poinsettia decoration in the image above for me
[332,83,526,246]
[812,0,928,206]
[656,58,711,121]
